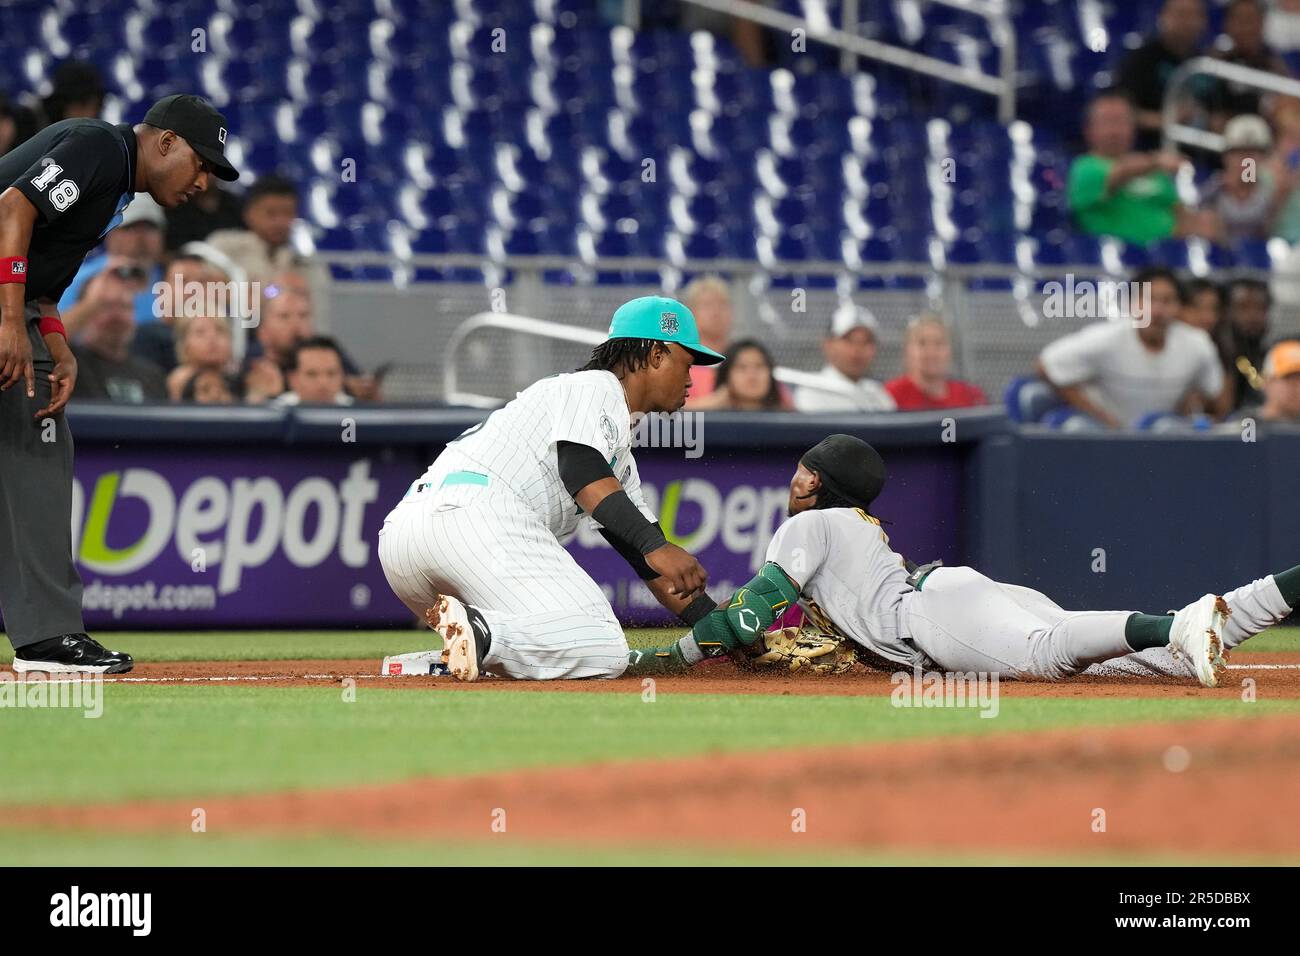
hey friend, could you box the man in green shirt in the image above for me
[1067,91,1219,245]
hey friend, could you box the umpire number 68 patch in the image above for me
[31,162,80,211]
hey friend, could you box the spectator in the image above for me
[276,336,353,406]
[1200,114,1297,242]
[205,174,332,329]
[0,92,18,156]
[167,312,234,401]
[164,178,244,250]
[1182,278,1224,334]
[239,284,305,402]
[1206,0,1290,127]
[132,252,232,374]
[1068,92,1215,245]
[180,368,240,405]
[1116,0,1209,151]
[1036,267,1227,428]
[1223,277,1272,408]
[39,60,106,125]
[1267,0,1300,52]
[70,271,167,403]
[686,339,791,410]
[59,194,167,328]
[242,274,377,400]
[885,315,988,411]
[1238,339,1300,421]
[681,275,734,399]
[793,304,896,412]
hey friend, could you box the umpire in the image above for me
[0,93,238,673]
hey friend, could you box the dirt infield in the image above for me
[17,652,1297,698]
[19,715,1300,857]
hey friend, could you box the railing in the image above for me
[1163,56,1300,153]
[676,0,1017,122]
[442,311,869,407]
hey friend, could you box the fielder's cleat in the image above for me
[12,634,134,675]
[1168,594,1230,688]
[425,595,490,682]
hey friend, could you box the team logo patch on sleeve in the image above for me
[599,412,618,449]
[660,312,679,334]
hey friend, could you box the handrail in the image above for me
[1163,56,1300,153]
[444,311,870,407]
[679,0,1016,122]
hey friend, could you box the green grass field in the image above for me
[1,627,1297,866]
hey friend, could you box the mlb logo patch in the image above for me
[218,127,227,144]
[660,311,679,334]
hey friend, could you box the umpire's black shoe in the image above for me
[12,634,134,675]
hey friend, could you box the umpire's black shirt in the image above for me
[0,118,137,304]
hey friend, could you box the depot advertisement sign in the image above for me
[71,448,421,627]
[66,445,963,628]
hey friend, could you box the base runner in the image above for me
[378,295,724,680]
[626,434,1296,687]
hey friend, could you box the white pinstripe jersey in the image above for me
[424,369,653,542]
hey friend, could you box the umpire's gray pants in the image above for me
[0,304,85,650]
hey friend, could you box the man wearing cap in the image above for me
[1238,339,1300,423]
[1201,114,1297,243]
[0,92,237,673]
[627,433,1300,690]
[792,303,896,413]
[58,193,168,333]
[378,295,723,681]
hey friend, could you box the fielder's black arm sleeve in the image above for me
[556,440,614,498]
[558,440,667,556]
[591,491,667,555]
[597,526,660,581]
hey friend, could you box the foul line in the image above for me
[10,663,1300,686]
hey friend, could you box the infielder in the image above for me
[629,434,1297,687]
[378,295,724,680]
[0,93,238,673]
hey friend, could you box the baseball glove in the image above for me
[747,625,857,675]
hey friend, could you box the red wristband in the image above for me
[37,314,66,340]
[0,256,28,283]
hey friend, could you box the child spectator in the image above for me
[167,312,234,401]
[180,368,240,405]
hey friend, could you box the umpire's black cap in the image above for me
[143,94,239,181]
[801,434,887,511]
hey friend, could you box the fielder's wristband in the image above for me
[679,593,718,627]
[37,314,67,340]
[591,490,667,555]
[0,256,28,283]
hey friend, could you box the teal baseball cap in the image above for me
[606,295,726,366]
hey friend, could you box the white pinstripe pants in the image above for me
[377,484,629,680]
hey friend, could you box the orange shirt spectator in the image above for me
[885,314,989,411]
